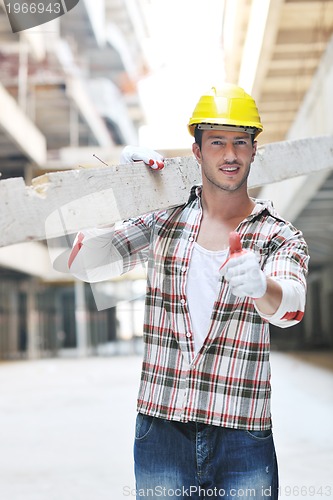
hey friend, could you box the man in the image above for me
[59,84,309,499]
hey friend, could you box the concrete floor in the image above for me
[0,352,332,500]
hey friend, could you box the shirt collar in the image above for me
[188,185,202,202]
[248,198,284,221]
[188,186,284,222]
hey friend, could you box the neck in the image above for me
[201,183,255,222]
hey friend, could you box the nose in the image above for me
[223,143,237,162]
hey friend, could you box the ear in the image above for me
[251,141,258,163]
[192,142,202,163]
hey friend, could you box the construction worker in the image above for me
[59,84,309,499]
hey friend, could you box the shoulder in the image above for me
[252,198,302,233]
[124,185,200,229]
[250,198,308,253]
[154,185,202,222]
[252,198,287,222]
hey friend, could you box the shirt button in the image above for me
[181,266,187,273]
[180,299,186,305]
[189,236,194,242]
[186,332,192,338]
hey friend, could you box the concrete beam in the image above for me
[259,34,333,221]
[274,41,326,54]
[0,82,46,166]
[66,77,113,149]
[0,242,67,280]
[262,75,313,93]
[280,1,333,30]
[239,0,284,96]
[46,146,122,170]
[82,0,106,47]
[223,0,252,83]
[269,58,319,72]
[21,25,51,60]
[53,40,113,149]
[0,137,332,247]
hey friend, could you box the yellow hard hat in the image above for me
[188,84,263,138]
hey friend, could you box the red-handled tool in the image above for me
[220,231,246,271]
[229,231,243,255]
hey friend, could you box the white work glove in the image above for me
[220,231,267,299]
[120,145,164,170]
[223,251,267,299]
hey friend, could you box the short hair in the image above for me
[194,126,203,148]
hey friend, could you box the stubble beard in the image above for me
[203,163,251,193]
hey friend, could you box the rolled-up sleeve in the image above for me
[69,227,124,282]
[54,213,155,283]
[254,278,306,328]
[254,228,309,328]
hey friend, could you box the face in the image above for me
[192,130,257,193]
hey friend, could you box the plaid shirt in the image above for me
[70,186,309,430]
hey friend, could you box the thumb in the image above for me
[229,231,243,255]
[219,231,244,273]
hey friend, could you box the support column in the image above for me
[18,39,28,113]
[26,281,39,359]
[320,266,333,347]
[74,280,89,357]
[69,103,79,147]
[8,287,19,359]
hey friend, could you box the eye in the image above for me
[211,140,224,146]
[234,139,250,146]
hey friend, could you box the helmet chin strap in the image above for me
[197,123,257,135]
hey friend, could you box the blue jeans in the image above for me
[134,414,278,499]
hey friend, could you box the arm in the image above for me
[52,146,164,281]
[254,277,282,316]
[253,278,306,327]
[67,226,123,283]
[223,229,309,328]
[254,230,309,327]
[53,215,153,283]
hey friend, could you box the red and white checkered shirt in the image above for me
[69,186,309,430]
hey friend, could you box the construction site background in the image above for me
[0,351,332,500]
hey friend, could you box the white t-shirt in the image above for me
[186,243,228,355]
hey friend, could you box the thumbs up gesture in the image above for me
[221,232,267,299]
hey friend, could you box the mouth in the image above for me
[220,165,240,175]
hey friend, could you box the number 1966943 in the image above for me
[5,3,62,14]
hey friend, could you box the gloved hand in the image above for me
[120,145,164,170]
[221,232,267,299]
